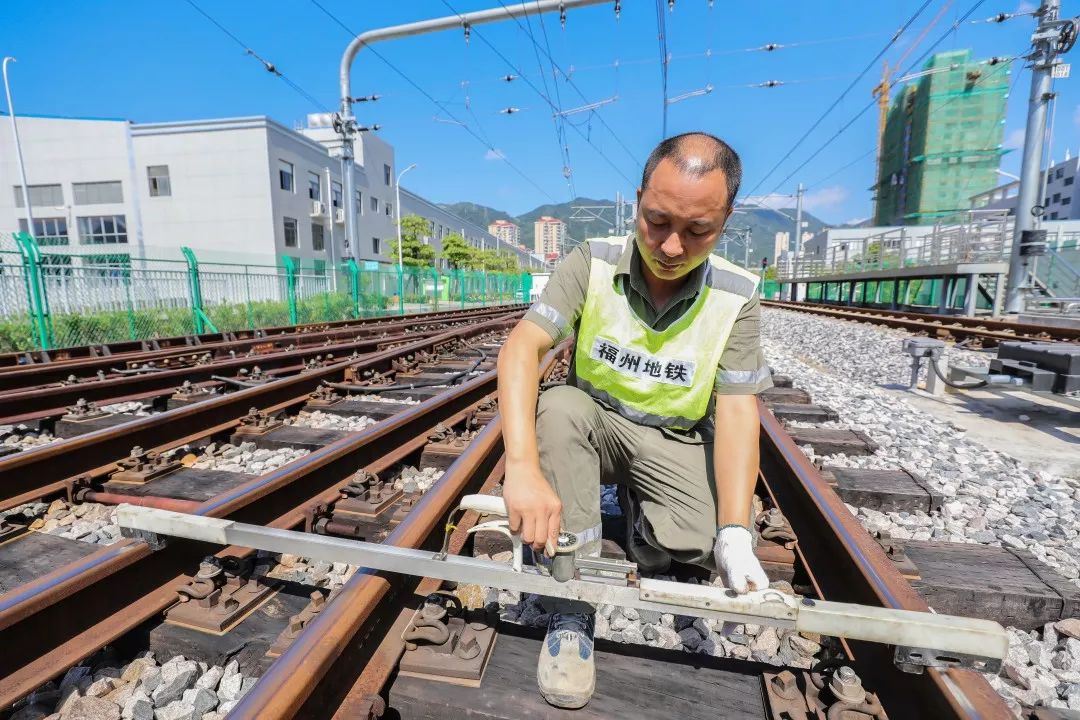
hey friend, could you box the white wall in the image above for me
[0,114,139,256]
[132,118,276,264]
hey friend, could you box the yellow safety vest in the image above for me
[572,236,759,430]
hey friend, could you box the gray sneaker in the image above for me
[537,611,596,709]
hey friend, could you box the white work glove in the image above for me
[713,526,770,594]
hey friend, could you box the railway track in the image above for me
[762,300,1080,348]
[0,306,523,433]
[0,310,1067,720]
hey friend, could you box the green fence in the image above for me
[0,233,532,353]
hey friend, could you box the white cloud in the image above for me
[1016,1,1036,13]
[484,148,506,161]
[1004,128,1026,150]
[742,185,849,213]
[843,217,869,226]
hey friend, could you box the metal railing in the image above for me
[0,233,532,352]
[780,211,1012,280]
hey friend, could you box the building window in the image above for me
[370,196,379,213]
[40,255,73,276]
[308,172,321,201]
[331,181,342,208]
[283,217,298,248]
[279,160,294,192]
[372,237,381,255]
[73,181,123,205]
[1062,197,1072,205]
[84,253,131,277]
[18,217,69,245]
[384,164,392,186]
[13,184,63,208]
[311,223,325,251]
[1056,168,1064,179]
[77,215,127,244]
[1050,212,1059,219]
[147,165,171,197]
[1053,193,1061,203]
[385,202,393,217]
[313,259,327,275]
[1066,177,1074,186]
[356,190,363,216]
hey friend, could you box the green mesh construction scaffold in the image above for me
[0,233,532,353]
[875,49,1012,226]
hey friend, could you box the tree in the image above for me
[440,232,476,270]
[763,265,778,281]
[386,215,436,268]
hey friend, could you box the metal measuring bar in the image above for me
[117,498,1008,675]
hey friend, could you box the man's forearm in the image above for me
[496,330,547,468]
[712,394,760,528]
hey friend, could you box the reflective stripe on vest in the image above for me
[572,236,758,430]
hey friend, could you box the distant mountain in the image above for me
[438,197,828,268]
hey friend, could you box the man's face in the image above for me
[634,158,732,282]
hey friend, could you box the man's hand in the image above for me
[503,460,562,554]
[713,526,769,593]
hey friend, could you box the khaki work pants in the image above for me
[536,384,719,569]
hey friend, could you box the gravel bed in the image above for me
[490,584,837,669]
[285,410,378,432]
[357,395,421,405]
[189,442,310,475]
[761,307,1080,714]
[1,425,59,452]
[99,401,155,417]
[763,307,991,387]
[11,650,258,720]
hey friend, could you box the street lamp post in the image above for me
[3,57,34,236]
[395,162,417,315]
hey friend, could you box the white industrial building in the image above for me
[970,154,1080,221]
[1,111,537,270]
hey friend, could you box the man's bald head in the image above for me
[640,132,741,208]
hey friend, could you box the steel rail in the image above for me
[0,313,521,509]
[764,299,1080,345]
[0,341,513,704]
[757,402,1013,720]
[0,305,523,391]
[235,385,1011,720]
[228,346,566,720]
[0,311,516,419]
[0,304,526,369]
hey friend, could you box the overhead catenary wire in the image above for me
[655,0,671,137]
[495,0,641,173]
[182,0,329,112]
[309,0,560,206]
[440,0,639,188]
[741,0,936,200]
[756,0,996,202]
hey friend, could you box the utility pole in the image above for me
[791,183,805,301]
[1005,0,1078,313]
[335,0,609,277]
[395,163,417,315]
[3,57,34,236]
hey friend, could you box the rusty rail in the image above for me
[0,305,523,391]
[0,312,522,508]
[0,325,518,705]
[763,299,1079,346]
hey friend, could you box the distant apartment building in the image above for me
[970,154,1080,221]
[0,111,541,270]
[874,49,1011,226]
[488,219,520,247]
[534,216,566,259]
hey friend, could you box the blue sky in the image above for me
[1,1,1074,223]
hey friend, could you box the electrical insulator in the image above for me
[502,74,516,82]
[763,43,780,52]
[500,107,521,114]
[463,22,471,43]
[668,0,675,11]
[759,80,783,88]
[560,3,566,28]
[614,0,621,20]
